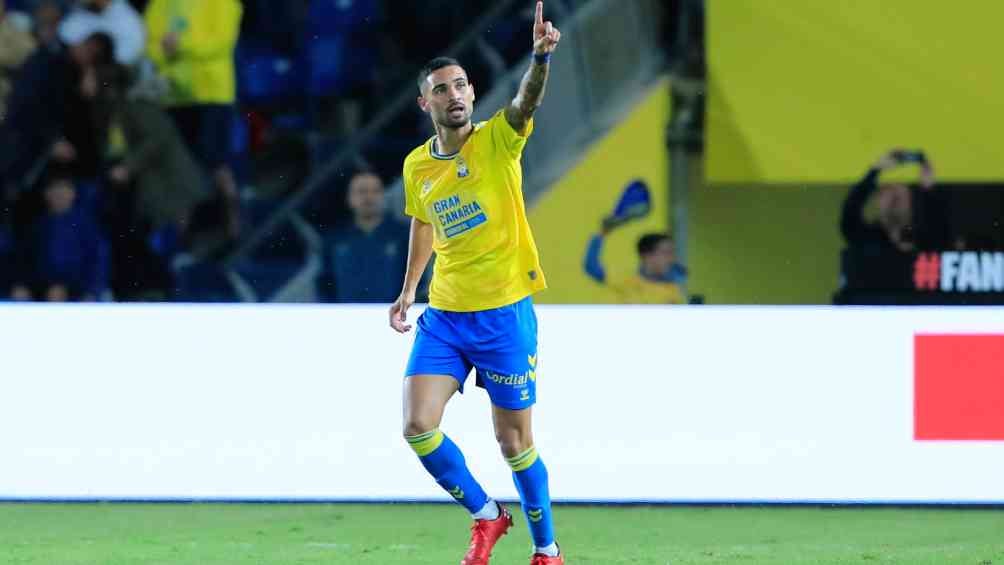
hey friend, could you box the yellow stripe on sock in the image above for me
[406,429,444,457]
[405,429,437,444]
[506,446,539,472]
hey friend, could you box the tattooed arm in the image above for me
[504,1,562,133]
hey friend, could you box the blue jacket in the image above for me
[321,216,410,303]
[19,208,109,298]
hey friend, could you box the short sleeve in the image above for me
[489,109,534,159]
[402,161,430,223]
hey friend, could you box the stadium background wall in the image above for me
[706,1,1004,185]
[3,305,1003,503]
[531,78,847,305]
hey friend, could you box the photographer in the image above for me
[836,149,947,302]
[840,149,935,254]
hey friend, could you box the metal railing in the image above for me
[444,0,666,206]
[223,0,527,269]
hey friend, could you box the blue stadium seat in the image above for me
[303,0,377,96]
[307,0,377,36]
[303,36,375,97]
[227,112,251,185]
[148,224,180,259]
[235,41,306,106]
[74,180,103,216]
[303,35,348,97]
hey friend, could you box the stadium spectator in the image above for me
[583,230,688,304]
[0,0,36,123]
[9,170,108,301]
[59,0,145,66]
[32,0,63,47]
[0,31,114,196]
[841,149,935,255]
[319,172,410,303]
[98,64,208,233]
[835,149,947,303]
[145,0,243,241]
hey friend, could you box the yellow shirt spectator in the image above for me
[0,13,36,122]
[583,232,687,304]
[145,0,241,106]
[607,274,686,304]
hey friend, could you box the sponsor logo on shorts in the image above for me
[483,369,535,386]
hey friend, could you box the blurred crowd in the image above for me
[1,0,238,301]
[0,0,554,302]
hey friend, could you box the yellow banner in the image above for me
[707,1,1004,184]
[531,79,670,303]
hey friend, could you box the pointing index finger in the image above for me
[535,1,543,25]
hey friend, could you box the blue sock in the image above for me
[407,429,489,515]
[508,446,555,548]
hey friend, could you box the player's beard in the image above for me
[437,106,471,130]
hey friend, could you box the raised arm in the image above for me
[840,149,928,242]
[583,234,607,283]
[840,167,881,242]
[504,1,562,134]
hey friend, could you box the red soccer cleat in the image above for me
[530,552,565,564]
[460,505,513,565]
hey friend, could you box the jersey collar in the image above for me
[428,121,486,160]
[429,137,459,160]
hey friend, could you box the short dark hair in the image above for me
[417,56,464,92]
[637,233,672,256]
[88,32,115,66]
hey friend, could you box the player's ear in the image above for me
[417,95,429,114]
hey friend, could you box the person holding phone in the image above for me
[841,148,935,254]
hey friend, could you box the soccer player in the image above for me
[389,2,563,564]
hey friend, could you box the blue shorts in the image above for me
[405,296,538,410]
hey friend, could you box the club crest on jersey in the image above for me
[456,156,469,178]
[421,179,432,195]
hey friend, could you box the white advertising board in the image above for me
[2,305,1002,503]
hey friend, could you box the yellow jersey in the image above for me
[145,0,242,106]
[609,276,686,304]
[403,109,546,312]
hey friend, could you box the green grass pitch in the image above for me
[1,503,1002,564]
